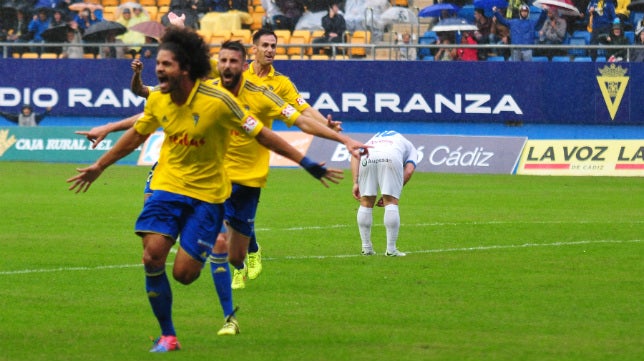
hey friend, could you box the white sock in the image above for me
[383,204,400,253]
[357,206,373,251]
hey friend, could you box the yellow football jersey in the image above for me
[245,61,310,114]
[211,76,302,187]
[134,79,264,203]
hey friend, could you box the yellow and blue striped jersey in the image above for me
[245,61,311,114]
[211,76,302,187]
[134,79,264,203]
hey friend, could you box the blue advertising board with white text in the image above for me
[0,59,641,125]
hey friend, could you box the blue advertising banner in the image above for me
[0,59,642,125]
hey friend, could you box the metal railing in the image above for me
[2,41,642,61]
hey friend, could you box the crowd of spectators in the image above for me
[1,0,644,61]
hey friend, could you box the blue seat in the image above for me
[551,56,571,62]
[422,55,435,61]
[596,56,607,62]
[572,30,591,44]
[487,56,506,61]
[532,56,549,62]
[568,37,588,57]
[630,12,644,30]
[625,31,635,44]
[573,56,593,62]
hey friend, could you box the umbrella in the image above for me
[628,0,644,12]
[472,0,509,10]
[129,20,165,41]
[82,20,127,42]
[418,3,461,18]
[41,24,72,43]
[431,17,478,32]
[532,0,581,17]
[379,6,419,25]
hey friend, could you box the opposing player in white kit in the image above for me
[350,131,418,256]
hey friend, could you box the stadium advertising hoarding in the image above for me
[517,140,644,176]
[1,60,643,125]
[310,133,526,174]
[0,128,524,175]
[0,127,139,163]
[4,128,641,177]
[135,131,527,174]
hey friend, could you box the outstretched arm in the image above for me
[74,113,142,149]
[294,114,367,159]
[67,127,149,193]
[34,107,51,124]
[301,107,343,132]
[254,126,344,187]
[0,111,19,123]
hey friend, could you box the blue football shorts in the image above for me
[143,161,158,196]
[224,183,261,238]
[135,190,223,263]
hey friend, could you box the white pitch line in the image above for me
[255,219,644,232]
[0,239,640,276]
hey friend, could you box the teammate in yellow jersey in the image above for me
[210,40,367,290]
[230,28,346,284]
[67,26,342,351]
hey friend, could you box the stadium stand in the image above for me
[349,30,371,58]
[287,30,312,57]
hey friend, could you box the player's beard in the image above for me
[221,70,242,91]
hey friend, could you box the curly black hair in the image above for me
[159,26,211,81]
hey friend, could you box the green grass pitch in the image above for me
[0,162,642,361]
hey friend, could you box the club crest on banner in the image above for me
[596,64,629,121]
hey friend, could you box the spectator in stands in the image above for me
[434,35,455,61]
[131,4,150,23]
[630,25,644,61]
[50,9,66,27]
[139,36,159,59]
[493,4,548,61]
[116,7,146,55]
[312,2,346,55]
[473,8,492,60]
[28,8,51,53]
[455,30,479,61]
[538,6,567,59]
[0,105,51,127]
[3,8,31,57]
[73,7,103,35]
[100,30,126,59]
[194,0,215,19]
[262,0,284,30]
[601,19,628,61]
[165,0,200,28]
[587,0,616,60]
[396,31,417,61]
[60,24,83,58]
[490,12,511,58]
[273,0,305,32]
